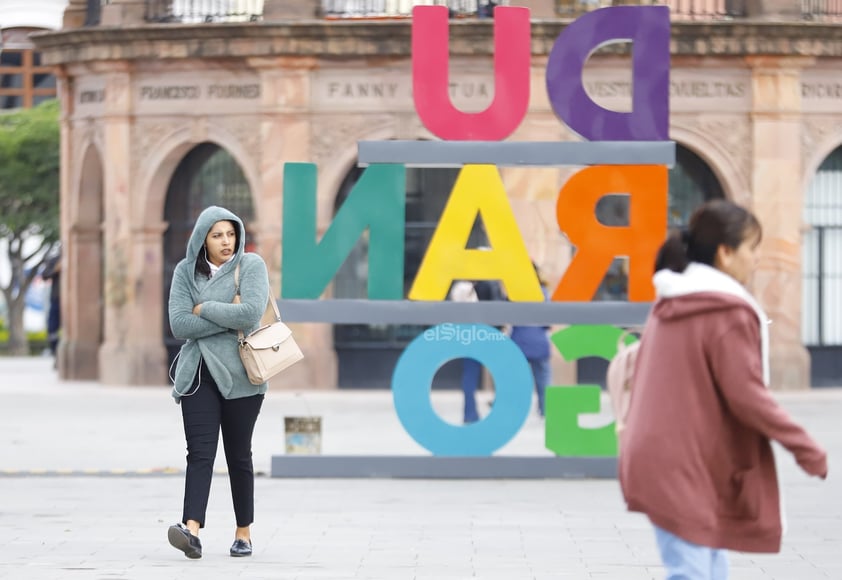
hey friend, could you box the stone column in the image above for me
[250,56,335,388]
[97,63,168,385]
[62,0,91,29]
[263,0,320,19]
[55,68,74,377]
[748,56,813,390]
[54,67,106,381]
[511,0,557,18]
[744,0,802,19]
[129,222,170,382]
[101,0,148,26]
[61,223,104,380]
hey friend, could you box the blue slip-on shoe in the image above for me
[168,523,202,559]
[230,538,253,557]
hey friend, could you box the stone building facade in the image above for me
[32,0,842,389]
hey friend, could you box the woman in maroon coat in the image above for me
[619,200,828,579]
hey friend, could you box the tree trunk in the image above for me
[6,296,28,356]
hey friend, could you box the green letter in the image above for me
[544,325,635,457]
[282,163,405,299]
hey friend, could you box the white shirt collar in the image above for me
[206,255,233,278]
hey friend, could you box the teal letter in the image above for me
[544,325,636,457]
[282,163,405,299]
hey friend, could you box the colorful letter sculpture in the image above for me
[281,5,672,457]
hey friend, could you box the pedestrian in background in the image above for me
[509,262,551,417]
[450,275,506,424]
[167,206,270,560]
[41,251,61,366]
[620,200,828,579]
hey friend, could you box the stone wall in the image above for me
[31,19,842,388]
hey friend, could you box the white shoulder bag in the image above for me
[234,264,303,385]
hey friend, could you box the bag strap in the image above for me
[264,288,282,323]
[235,262,282,344]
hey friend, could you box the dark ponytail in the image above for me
[654,200,762,274]
[655,229,690,273]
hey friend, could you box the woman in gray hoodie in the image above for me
[167,206,270,559]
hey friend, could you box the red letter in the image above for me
[412,5,530,141]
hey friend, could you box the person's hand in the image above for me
[797,449,828,480]
[811,461,828,480]
[192,303,202,315]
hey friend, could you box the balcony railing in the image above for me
[122,0,841,25]
[558,0,842,20]
[145,0,264,22]
[556,0,745,19]
[322,0,507,18]
[802,0,842,20]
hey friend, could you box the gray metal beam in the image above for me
[271,455,618,479]
[357,140,676,167]
[277,299,651,326]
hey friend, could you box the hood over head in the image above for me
[185,205,246,267]
[651,291,751,324]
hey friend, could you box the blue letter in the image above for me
[392,324,533,456]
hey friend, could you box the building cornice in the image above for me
[30,19,842,66]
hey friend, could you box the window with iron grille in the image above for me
[802,146,842,347]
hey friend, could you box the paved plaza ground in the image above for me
[0,357,840,579]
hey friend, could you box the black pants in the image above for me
[180,361,263,528]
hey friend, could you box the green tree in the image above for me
[0,100,60,355]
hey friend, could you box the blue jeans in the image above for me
[654,525,729,580]
[528,358,550,416]
[461,358,482,423]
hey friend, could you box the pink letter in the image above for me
[412,5,530,141]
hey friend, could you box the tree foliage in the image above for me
[0,100,61,355]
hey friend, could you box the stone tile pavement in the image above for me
[0,357,840,579]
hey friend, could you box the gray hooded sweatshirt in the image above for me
[168,206,270,401]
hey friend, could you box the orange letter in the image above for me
[553,165,667,302]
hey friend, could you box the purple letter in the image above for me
[546,6,670,141]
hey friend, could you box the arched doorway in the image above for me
[162,142,255,366]
[580,143,726,383]
[331,164,488,389]
[802,145,842,387]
